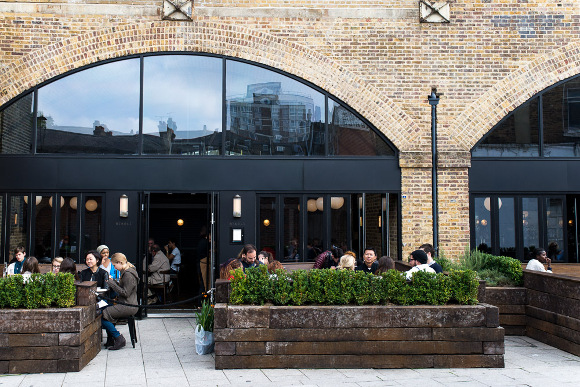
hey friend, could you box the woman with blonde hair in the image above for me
[102,253,139,350]
[338,254,356,271]
[51,257,63,274]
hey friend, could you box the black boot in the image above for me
[108,334,126,351]
[104,334,114,348]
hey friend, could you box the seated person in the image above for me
[219,258,242,280]
[7,246,27,275]
[98,245,119,280]
[52,257,63,274]
[164,238,182,274]
[375,256,395,274]
[419,243,443,273]
[238,244,259,270]
[59,257,78,279]
[22,256,40,282]
[406,250,436,280]
[258,250,273,266]
[356,247,379,274]
[147,244,170,303]
[80,250,109,288]
[337,254,356,270]
[526,248,552,273]
[268,260,284,274]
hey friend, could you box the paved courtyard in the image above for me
[1,316,579,387]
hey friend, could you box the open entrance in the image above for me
[141,193,216,313]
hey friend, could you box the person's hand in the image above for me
[546,257,552,265]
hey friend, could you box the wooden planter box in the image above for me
[484,287,527,336]
[214,303,504,369]
[0,282,101,374]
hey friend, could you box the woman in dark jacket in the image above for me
[80,250,109,288]
[102,252,139,350]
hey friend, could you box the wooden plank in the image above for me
[433,354,504,368]
[432,327,504,342]
[526,306,580,333]
[483,341,505,354]
[500,314,526,326]
[481,304,499,327]
[485,287,527,305]
[75,281,97,306]
[498,305,526,314]
[214,280,230,304]
[216,354,435,369]
[527,317,580,345]
[524,272,580,302]
[0,334,7,347]
[215,341,235,356]
[9,359,58,374]
[8,333,59,347]
[215,327,432,342]
[214,304,227,329]
[59,318,100,346]
[0,346,81,361]
[236,342,267,355]
[503,326,526,336]
[527,327,580,358]
[228,305,271,328]
[0,361,8,374]
[527,289,580,320]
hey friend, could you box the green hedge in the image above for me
[229,266,479,306]
[0,273,76,309]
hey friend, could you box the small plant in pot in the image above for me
[194,296,214,355]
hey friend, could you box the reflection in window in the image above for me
[330,196,348,255]
[59,196,79,261]
[143,56,222,155]
[542,81,580,157]
[0,93,34,154]
[474,197,492,253]
[522,197,539,259]
[472,98,539,157]
[365,194,383,256]
[9,195,28,262]
[33,196,53,261]
[546,198,565,261]
[83,197,102,259]
[283,197,300,261]
[226,60,325,156]
[498,197,515,258]
[306,196,324,261]
[37,59,140,154]
[259,197,277,260]
[328,99,394,156]
[387,193,399,260]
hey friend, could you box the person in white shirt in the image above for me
[406,249,436,280]
[164,238,181,273]
[526,248,552,273]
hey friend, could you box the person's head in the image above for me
[111,252,134,271]
[60,258,77,275]
[220,258,242,279]
[344,250,357,259]
[258,251,272,265]
[52,257,64,273]
[409,250,428,266]
[338,254,356,270]
[419,243,435,262]
[167,238,177,249]
[534,248,547,263]
[96,245,110,261]
[376,256,395,273]
[363,247,377,266]
[22,256,40,274]
[239,244,257,263]
[200,226,208,238]
[148,238,155,251]
[151,244,161,254]
[14,246,26,262]
[331,247,344,261]
[268,260,284,274]
[85,250,101,269]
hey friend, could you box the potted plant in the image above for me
[194,296,215,355]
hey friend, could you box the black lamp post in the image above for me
[428,89,440,254]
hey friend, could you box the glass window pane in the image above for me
[522,197,539,259]
[330,195,348,254]
[498,197,516,258]
[0,93,34,154]
[473,98,539,157]
[33,196,53,262]
[328,99,394,156]
[143,56,223,155]
[283,197,300,262]
[306,196,323,261]
[543,81,580,157]
[9,195,29,262]
[474,197,492,253]
[387,193,398,260]
[259,197,277,259]
[546,198,565,261]
[226,60,325,156]
[365,194,383,256]
[83,196,102,260]
[59,196,79,261]
[37,59,140,154]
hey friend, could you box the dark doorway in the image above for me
[146,193,210,310]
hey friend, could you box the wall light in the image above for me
[85,199,98,212]
[119,194,129,218]
[177,219,184,227]
[233,195,242,218]
[263,219,270,227]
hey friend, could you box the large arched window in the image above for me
[0,54,396,157]
[473,74,580,157]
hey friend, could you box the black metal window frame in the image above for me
[472,72,580,159]
[0,52,397,159]
[470,193,567,262]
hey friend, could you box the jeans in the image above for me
[101,317,120,338]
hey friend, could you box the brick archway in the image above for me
[450,40,580,151]
[0,21,421,151]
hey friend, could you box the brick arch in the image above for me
[451,41,580,151]
[0,21,421,151]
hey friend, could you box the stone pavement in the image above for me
[1,317,579,386]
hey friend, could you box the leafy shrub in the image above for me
[435,250,457,273]
[0,273,75,309]
[476,268,513,287]
[306,269,328,304]
[449,269,479,305]
[381,270,409,305]
[271,269,292,306]
[290,270,309,306]
[195,298,214,332]
[244,266,272,305]
[411,271,451,305]
[229,268,247,305]
[351,271,372,305]
[482,254,523,286]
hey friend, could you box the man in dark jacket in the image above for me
[356,247,379,274]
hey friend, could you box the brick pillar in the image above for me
[437,151,471,260]
[399,151,433,260]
